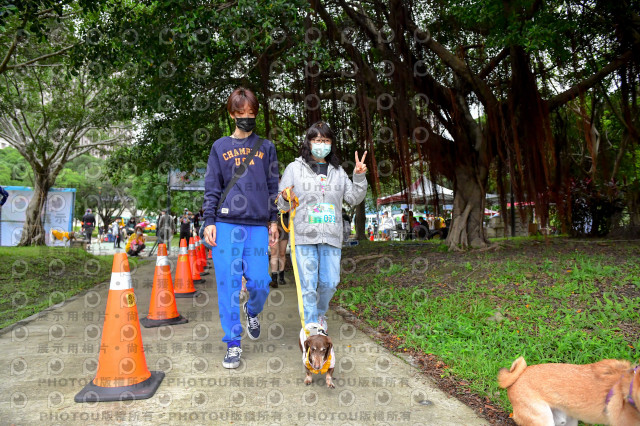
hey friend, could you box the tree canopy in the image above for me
[2,0,639,246]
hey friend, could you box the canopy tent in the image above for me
[376,176,454,206]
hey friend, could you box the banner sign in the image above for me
[0,186,76,246]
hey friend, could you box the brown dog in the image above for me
[299,327,335,388]
[498,356,640,425]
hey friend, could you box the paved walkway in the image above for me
[1,255,488,425]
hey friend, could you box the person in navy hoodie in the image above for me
[202,87,279,369]
[0,186,9,207]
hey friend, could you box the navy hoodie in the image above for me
[202,133,279,228]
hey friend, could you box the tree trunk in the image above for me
[18,172,53,246]
[628,190,640,227]
[303,16,321,127]
[446,163,489,250]
[355,201,366,240]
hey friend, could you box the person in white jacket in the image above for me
[380,211,396,241]
[277,121,368,333]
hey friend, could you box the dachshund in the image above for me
[299,325,335,388]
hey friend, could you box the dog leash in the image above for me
[279,187,309,337]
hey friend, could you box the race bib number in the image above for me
[308,203,336,224]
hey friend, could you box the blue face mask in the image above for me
[311,143,331,159]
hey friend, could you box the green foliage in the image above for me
[0,246,144,329]
[75,0,312,177]
[335,239,640,413]
[0,147,31,185]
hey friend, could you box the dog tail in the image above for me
[498,356,527,389]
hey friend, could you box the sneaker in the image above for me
[269,273,278,288]
[223,346,242,369]
[278,271,286,285]
[318,315,328,332]
[243,302,261,340]
[305,322,326,336]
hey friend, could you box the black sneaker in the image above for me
[222,346,242,369]
[269,273,278,288]
[278,271,286,285]
[243,302,260,340]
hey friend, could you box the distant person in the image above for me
[82,209,96,244]
[416,217,428,239]
[193,209,201,230]
[381,212,396,241]
[434,215,443,230]
[401,208,408,230]
[0,186,8,206]
[179,209,192,243]
[407,211,415,240]
[125,225,146,256]
[342,209,351,241]
[157,209,175,250]
[269,210,289,288]
[126,216,136,236]
[112,219,122,248]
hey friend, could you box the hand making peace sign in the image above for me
[355,150,368,174]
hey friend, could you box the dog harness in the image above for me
[51,230,71,241]
[605,365,638,410]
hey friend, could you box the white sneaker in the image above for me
[305,322,324,336]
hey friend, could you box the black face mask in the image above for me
[235,117,256,132]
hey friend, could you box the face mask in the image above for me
[311,143,331,159]
[235,117,256,132]
[137,231,142,235]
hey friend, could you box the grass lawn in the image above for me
[0,247,144,329]
[334,237,640,423]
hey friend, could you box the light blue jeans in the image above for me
[294,244,341,325]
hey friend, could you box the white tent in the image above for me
[377,176,454,206]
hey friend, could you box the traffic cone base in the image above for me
[175,289,201,298]
[140,314,188,328]
[74,371,165,402]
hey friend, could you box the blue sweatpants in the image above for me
[211,222,270,347]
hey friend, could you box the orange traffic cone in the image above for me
[195,236,208,276]
[75,253,164,402]
[141,244,188,328]
[189,237,205,284]
[174,239,200,298]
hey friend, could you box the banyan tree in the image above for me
[309,0,639,249]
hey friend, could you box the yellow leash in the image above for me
[279,187,309,337]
